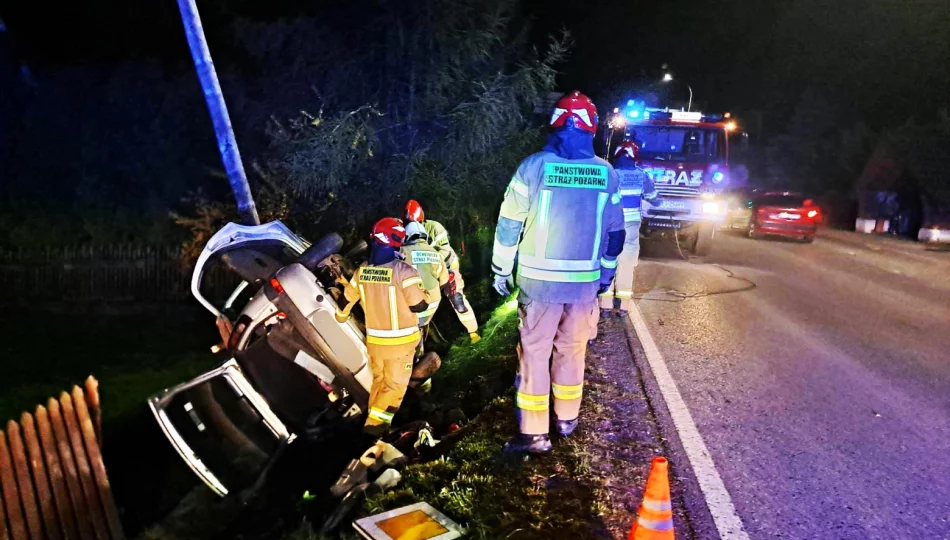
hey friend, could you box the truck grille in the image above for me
[656,185,700,197]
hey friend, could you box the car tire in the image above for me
[694,223,715,256]
[747,224,758,240]
[297,233,345,272]
[802,235,814,243]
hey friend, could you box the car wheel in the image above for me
[747,224,757,240]
[802,235,814,243]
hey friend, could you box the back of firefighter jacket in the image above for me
[616,158,657,222]
[345,259,427,346]
[493,151,624,304]
[423,220,459,269]
[400,241,448,303]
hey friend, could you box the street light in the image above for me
[661,72,693,112]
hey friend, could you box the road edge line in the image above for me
[627,304,750,540]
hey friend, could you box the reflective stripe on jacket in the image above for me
[344,260,427,345]
[492,151,625,304]
[617,165,657,222]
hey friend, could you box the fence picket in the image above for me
[47,399,95,540]
[0,429,28,540]
[21,412,63,540]
[6,421,44,540]
[58,394,109,540]
[36,406,78,540]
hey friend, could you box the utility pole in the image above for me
[176,0,259,225]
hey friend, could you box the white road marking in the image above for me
[628,304,750,540]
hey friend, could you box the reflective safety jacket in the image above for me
[344,260,427,346]
[423,220,459,270]
[616,157,658,223]
[400,241,449,321]
[492,151,625,304]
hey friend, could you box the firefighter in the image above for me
[404,200,481,343]
[491,90,626,454]
[339,217,429,437]
[597,141,657,318]
[400,221,450,328]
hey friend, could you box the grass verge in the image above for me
[318,293,615,539]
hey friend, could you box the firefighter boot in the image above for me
[503,434,552,455]
[557,418,578,438]
[409,351,441,392]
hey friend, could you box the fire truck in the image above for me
[612,102,737,255]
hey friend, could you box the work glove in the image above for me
[441,272,458,298]
[493,273,512,296]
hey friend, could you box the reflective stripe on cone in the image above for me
[628,456,674,540]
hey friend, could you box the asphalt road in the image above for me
[634,229,950,539]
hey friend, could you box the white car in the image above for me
[148,221,376,497]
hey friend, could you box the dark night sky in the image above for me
[3,0,949,129]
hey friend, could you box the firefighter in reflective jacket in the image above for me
[405,200,480,343]
[339,218,429,436]
[597,141,657,318]
[400,221,449,328]
[492,91,626,454]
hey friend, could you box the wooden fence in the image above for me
[0,377,124,540]
[0,245,239,305]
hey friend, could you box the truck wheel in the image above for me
[694,223,715,256]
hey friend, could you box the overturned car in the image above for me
[148,221,432,498]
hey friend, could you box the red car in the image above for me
[748,192,819,243]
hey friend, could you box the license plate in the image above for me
[659,200,689,210]
[771,212,800,220]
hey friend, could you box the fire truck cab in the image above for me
[618,103,734,255]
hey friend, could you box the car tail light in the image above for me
[269,277,285,295]
[807,210,818,218]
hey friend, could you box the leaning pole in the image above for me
[175,0,260,225]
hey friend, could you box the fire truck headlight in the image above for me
[703,202,723,215]
[712,171,725,183]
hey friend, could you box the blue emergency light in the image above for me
[622,99,647,120]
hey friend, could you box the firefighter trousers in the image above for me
[364,341,417,436]
[515,299,597,435]
[598,220,641,312]
[449,267,478,334]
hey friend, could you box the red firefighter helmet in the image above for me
[371,217,407,247]
[613,141,641,164]
[405,199,425,223]
[550,91,598,134]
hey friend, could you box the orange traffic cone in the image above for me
[628,456,674,540]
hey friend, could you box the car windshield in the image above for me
[757,194,806,208]
[627,126,725,163]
